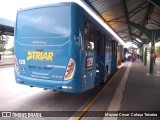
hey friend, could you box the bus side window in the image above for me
[84,20,95,51]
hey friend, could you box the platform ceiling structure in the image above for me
[0,18,14,36]
[83,0,160,47]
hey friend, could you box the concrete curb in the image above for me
[0,62,14,67]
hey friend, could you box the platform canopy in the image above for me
[83,0,160,47]
[0,18,14,36]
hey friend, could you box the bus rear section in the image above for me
[14,3,81,93]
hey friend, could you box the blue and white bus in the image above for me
[14,2,119,93]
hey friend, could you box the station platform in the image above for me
[80,58,160,120]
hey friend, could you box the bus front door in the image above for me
[95,34,106,84]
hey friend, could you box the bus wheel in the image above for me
[103,66,108,83]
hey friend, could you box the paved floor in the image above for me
[0,55,14,66]
[0,66,102,120]
[0,58,160,120]
[82,58,160,120]
[118,59,160,120]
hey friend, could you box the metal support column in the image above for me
[144,48,147,66]
[149,31,155,74]
[141,45,144,62]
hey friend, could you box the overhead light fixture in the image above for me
[136,38,142,43]
[133,40,139,44]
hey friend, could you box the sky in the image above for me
[0,0,76,21]
[0,0,33,21]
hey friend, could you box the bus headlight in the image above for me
[64,58,76,80]
[15,57,20,74]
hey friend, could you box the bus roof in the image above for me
[17,2,73,12]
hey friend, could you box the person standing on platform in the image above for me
[153,53,157,65]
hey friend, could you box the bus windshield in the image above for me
[17,5,71,38]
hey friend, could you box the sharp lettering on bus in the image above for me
[27,51,54,61]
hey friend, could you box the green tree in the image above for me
[0,35,8,52]
[0,47,6,52]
